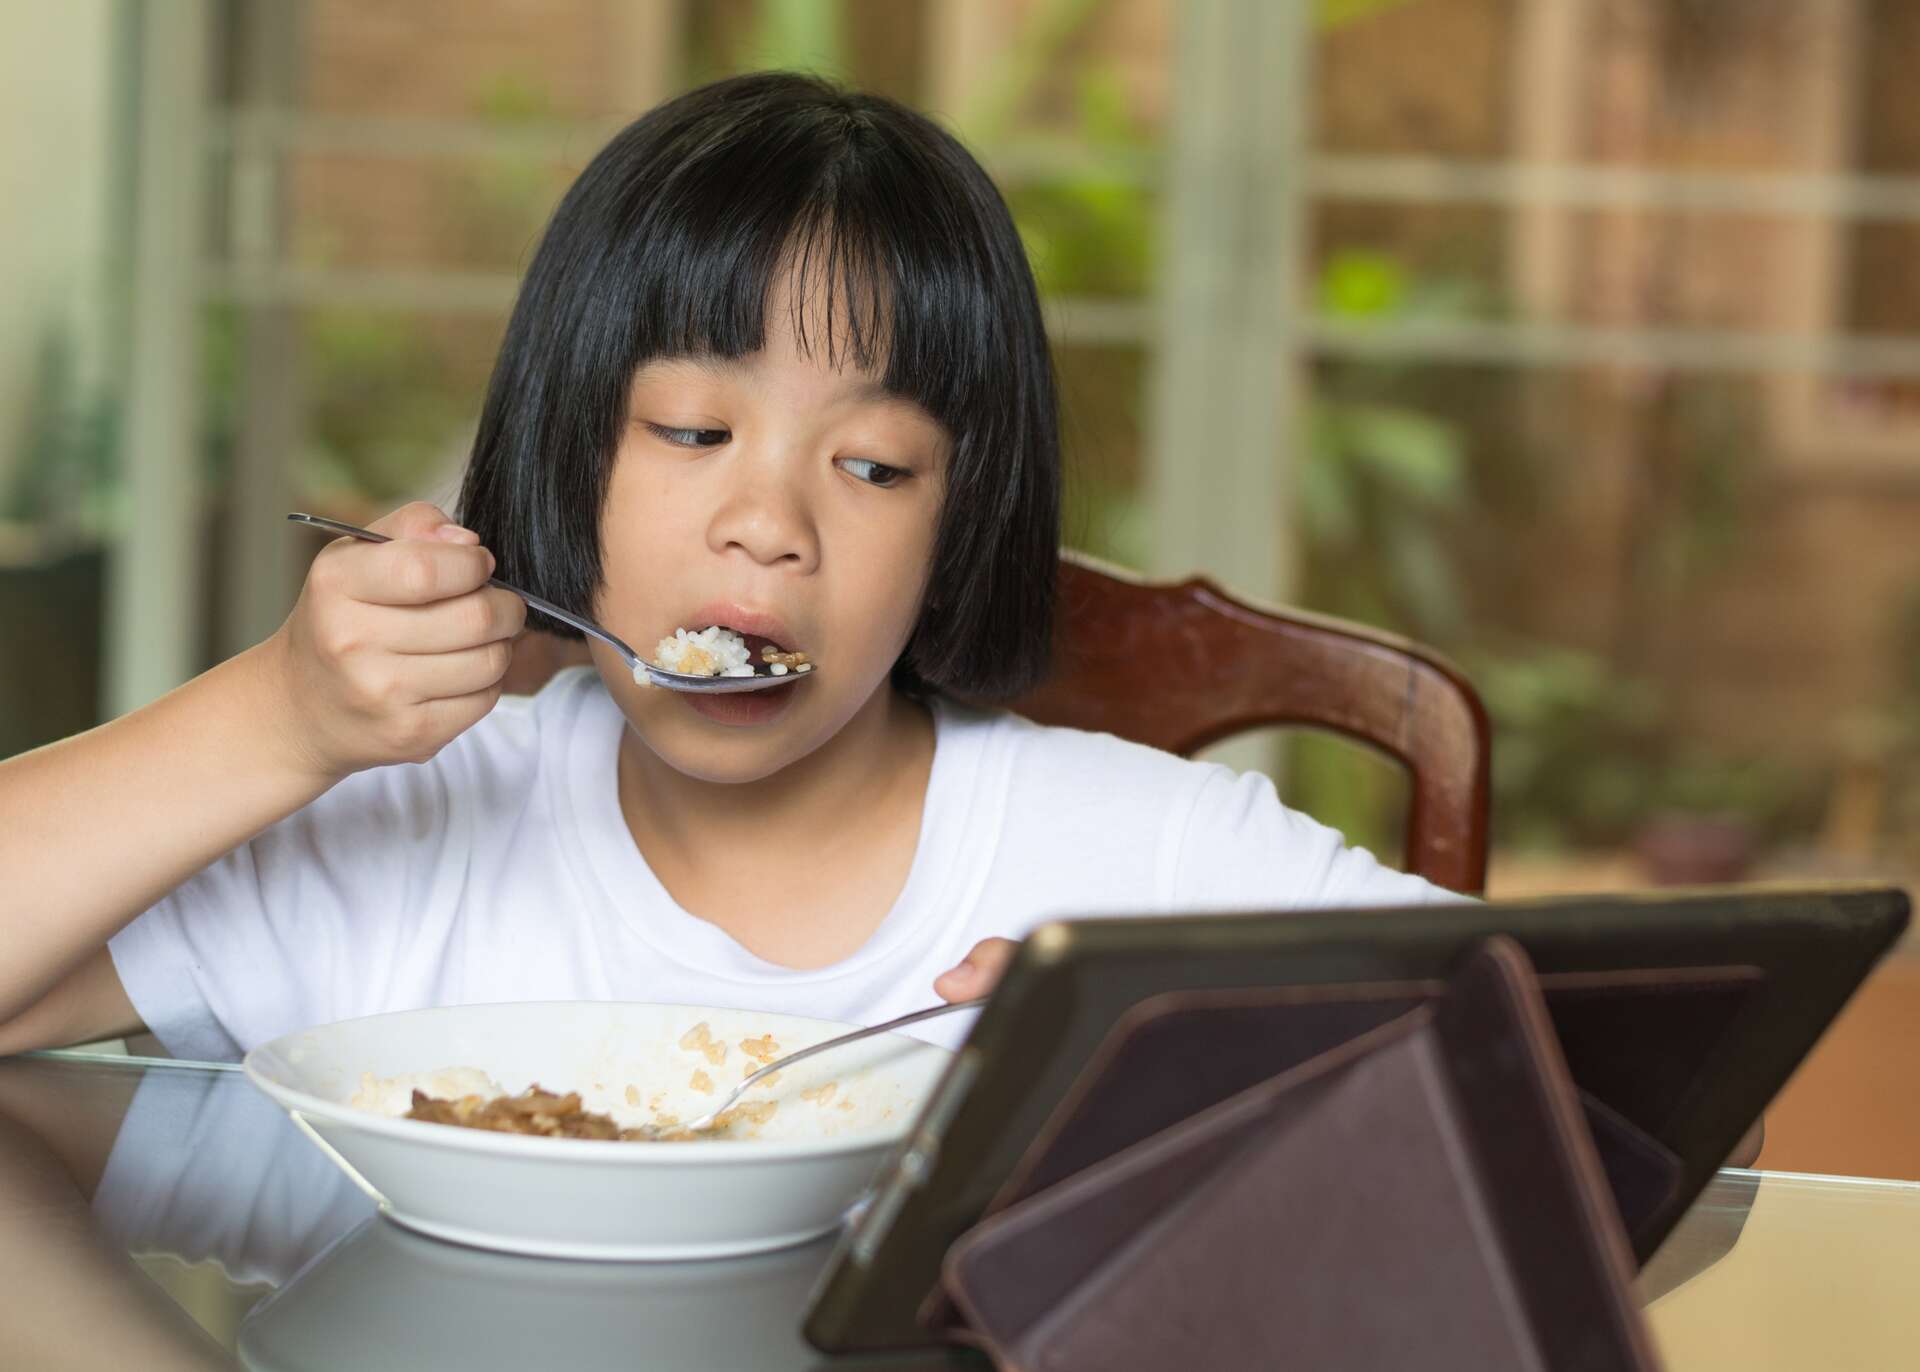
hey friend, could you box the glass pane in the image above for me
[1301,0,1920,894]
[297,308,506,516]
[1314,0,1517,160]
[1058,344,1148,567]
[1291,354,1918,884]
[0,1,123,758]
[300,0,674,122]
[285,152,577,275]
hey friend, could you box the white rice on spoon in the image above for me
[634,625,815,687]
[636,625,757,685]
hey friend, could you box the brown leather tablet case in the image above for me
[938,938,1663,1371]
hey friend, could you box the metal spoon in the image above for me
[644,998,986,1140]
[287,513,816,694]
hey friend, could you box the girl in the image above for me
[0,73,1450,1062]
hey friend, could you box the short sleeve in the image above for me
[107,759,462,1062]
[1167,765,1471,911]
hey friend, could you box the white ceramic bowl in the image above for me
[238,1214,834,1370]
[242,1001,951,1260]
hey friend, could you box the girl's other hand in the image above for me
[263,501,527,781]
[934,937,1018,1003]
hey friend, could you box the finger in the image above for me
[396,640,517,703]
[971,937,1018,979]
[934,938,1018,1001]
[932,967,974,1003]
[366,500,471,543]
[416,683,506,750]
[325,536,497,608]
[385,587,528,655]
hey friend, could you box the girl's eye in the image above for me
[645,423,730,448]
[837,457,907,489]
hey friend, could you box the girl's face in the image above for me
[588,273,950,782]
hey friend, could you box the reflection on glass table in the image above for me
[2,1052,1916,1371]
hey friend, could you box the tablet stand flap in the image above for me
[915,978,1429,1335]
[1579,1089,1685,1244]
[987,981,1429,1209]
[940,937,1662,1372]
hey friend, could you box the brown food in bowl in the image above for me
[406,1085,697,1142]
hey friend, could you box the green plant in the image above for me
[1282,728,1408,860]
[1300,248,1482,643]
[1464,642,1811,852]
[3,329,118,538]
[445,74,569,268]
[749,0,844,73]
[1298,386,1468,637]
[1066,472,1150,569]
[1467,645,1665,850]
[1001,69,1157,300]
[1318,0,1421,23]
[301,311,466,505]
[688,0,849,85]
[1611,376,1761,671]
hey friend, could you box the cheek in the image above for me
[839,514,938,651]
[598,455,688,588]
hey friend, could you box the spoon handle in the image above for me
[687,998,988,1134]
[286,513,641,668]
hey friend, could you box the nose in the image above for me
[705,444,820,572]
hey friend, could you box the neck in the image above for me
[617,685,935,867]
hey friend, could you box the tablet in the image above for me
[803,884,1909,1354]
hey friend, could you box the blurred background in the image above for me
[3,1,1917,1173]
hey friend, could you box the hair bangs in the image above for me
[621,129,984,437]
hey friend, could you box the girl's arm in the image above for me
[0,502,525,1053]
[0,645,327,1051]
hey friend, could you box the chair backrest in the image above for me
[989,552,1491,894]
[501,552,1492,893]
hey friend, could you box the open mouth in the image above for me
[729,629,787,659]
[719,627,812,675]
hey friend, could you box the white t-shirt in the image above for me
[110,667,1454,1062]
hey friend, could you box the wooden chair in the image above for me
[502,550,1492,893]
[993,552,1490,894]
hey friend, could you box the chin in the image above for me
[653,723,846,785]
[615,694,844,785]
[594,653,897,781]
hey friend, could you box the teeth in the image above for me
[715,626,784,651]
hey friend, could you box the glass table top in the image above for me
[4,1051,1917,1370]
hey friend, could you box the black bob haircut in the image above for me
[458,71,1061,700]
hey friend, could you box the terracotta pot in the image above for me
[1632,811,1756,886]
